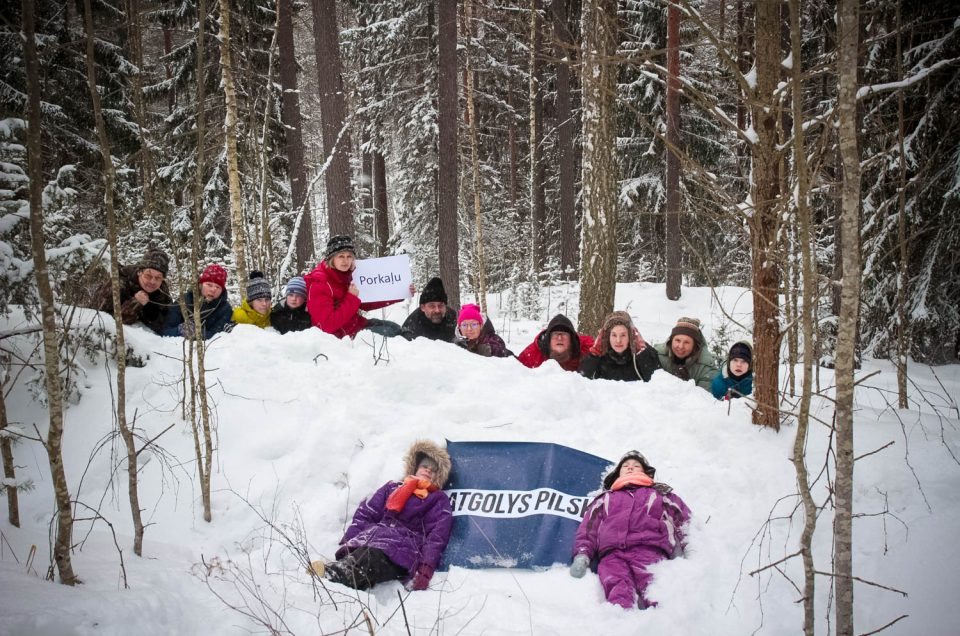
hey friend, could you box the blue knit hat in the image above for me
[285,276,307,298]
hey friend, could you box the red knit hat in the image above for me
[199,264,227,289]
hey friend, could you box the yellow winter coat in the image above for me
[231,299,271,329]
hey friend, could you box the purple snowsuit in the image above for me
[338,481,454,575]
[573,485,691,609]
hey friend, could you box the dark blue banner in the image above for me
[440,441,611,570]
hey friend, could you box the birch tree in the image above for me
[22,0,79,585]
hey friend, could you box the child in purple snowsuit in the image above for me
[570,451,691,609]
[313,440,453,591]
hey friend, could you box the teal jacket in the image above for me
[654,342,718,391]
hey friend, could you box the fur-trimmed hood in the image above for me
[402,439,452,488]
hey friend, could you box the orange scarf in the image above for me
[610,472,654,491]
[386,476,439,512]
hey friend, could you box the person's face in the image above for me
[459,320,481,341]
[331,251,355,272]
[422,301,446,324]
[609,325,630,353]
[671,334,695,359]
[286,293,305,309]
[620,458,645,477]
[549,331,572,360]
[200,281,223,301]
[137,268,164,293]
[729,357,750,376]
[250,298,270,315]
[415,462,436,482]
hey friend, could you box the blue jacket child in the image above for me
[711,340,754,400]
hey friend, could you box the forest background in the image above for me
[0,1,958,635]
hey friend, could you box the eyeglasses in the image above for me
[459,321,481,329]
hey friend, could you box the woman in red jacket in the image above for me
[305,235,411,338]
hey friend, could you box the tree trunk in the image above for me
[835,0,861,632]
[22,0,79,585]
[0,390,19,527]
[219,0,249,292]
[82,0,146,557]
[749,1,783,430]
[277,0,315,271]
[789,0,817,631]
[553,0,577,279]
[437,0,460,306]
[312,0,355,237]
[665,3,681,300]
[124,0,157,221]
[894,1,909,408]
[373,151,389,256]
[529,0,546,275]
[465,0,488,314]
[577,0,618,336]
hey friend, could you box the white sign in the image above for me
[353,254,413,303]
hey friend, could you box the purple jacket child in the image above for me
[571,451,691,609]
[455,304,510,358]
[319,440,453,591]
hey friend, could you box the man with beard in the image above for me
[401,277,457,342]
[517,314,595,372]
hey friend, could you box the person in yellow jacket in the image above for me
[232,271,272,328]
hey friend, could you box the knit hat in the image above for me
[285,275,307,298]
[458,303,483,326]
[729,341,752,364]
[669,317,705,346]
[325,234,355,261]
[199,264,228,289]
[595,311,638,355]
[139,247,169,276]
[419,277,448,305]
[602,450,656,490]
[246,271,271,302]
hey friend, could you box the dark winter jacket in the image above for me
[655,340,719,391]
[304,261,399,338]
[269,299,312,334]
[456,318,510,358]
[518,314,595,372]
[573,484,691,561]
[579,346,660,382]
[401,306,458,342]
[337,441,454,575]
[94,265,172,335]
[162,289,233,339]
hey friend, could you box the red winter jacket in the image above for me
[304,261,398,338]
[518,330,595,372]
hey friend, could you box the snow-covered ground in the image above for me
[1,283,958,635]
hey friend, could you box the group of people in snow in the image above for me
[94,236,753,400]
[308,440,691,611]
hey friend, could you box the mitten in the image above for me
[633,328,648,352]
[178,321,196,338]
[408,564,434,591]
[569,554,590,578]
[589,331,605,356]
[476,343,492,357]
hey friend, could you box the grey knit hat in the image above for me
[139,248,169,276]
[246,271,271,302]
[285,276,307,298]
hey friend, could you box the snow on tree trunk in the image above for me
[219,0,249,293]
[665,2,681,301]
[0,389,18,527]
[577,0,618,336]
[553,0,577,280]
[312,0,355,237]
[278,0,315,271]
[437,0,460,307]
[748,0,782,430]
[834,0,862,632]
[373,151,389,257]
[82,0,146,557]
[22,0,78,585]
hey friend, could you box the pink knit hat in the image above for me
[457,303,483,326]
